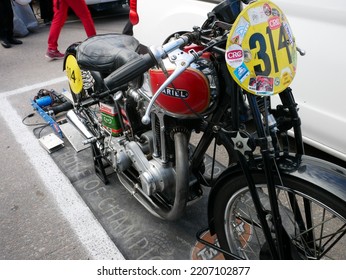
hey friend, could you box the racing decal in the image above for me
[263,3,272,16]
[234,63,250,83]
[281,66,294,87]
[248,6,268,26]
[226,0,297,96]
[225,44,244,68]
[268,16,281,30]
[230,16,250,44]
[283,21,294,45]
[248,76,274,95]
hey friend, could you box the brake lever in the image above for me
[141,48,200,125]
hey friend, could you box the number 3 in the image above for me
[249,33,271,76]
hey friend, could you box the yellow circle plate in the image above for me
[225,0,297,95]
[65,54,83,95]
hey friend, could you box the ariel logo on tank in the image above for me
[162,87,189,99]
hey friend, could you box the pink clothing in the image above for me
[48,0,96,50]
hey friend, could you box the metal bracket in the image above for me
[231,131,253,155]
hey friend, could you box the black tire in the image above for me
[213,172,346,260]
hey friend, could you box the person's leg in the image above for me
[0,0,8,39]
[0,0,22,48]
[67,0,96,37]
[40,0,54,23]
[3,0,14,40]
[47,0,68,51]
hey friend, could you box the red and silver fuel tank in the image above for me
[149,51,218,118]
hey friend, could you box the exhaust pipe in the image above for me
[117,131,190,221]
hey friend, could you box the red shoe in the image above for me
[45,49,64,60]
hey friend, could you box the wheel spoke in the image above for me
[219,180,346,260]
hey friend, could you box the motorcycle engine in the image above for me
[101,49,219,199]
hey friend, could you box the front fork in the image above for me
[238,88,304,259]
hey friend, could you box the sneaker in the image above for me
[45,49,64,60]
[9,38,22,45]
[1,40,11,48]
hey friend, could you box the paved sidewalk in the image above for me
[0,86,124,260]
[0,4,129,260]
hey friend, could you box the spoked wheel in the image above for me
[213,172,346,260]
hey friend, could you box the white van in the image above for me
[85,0,128,11]
[131,0,346,162]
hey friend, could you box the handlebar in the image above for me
[104,53,157,90]
[104,33,199,91]
[102,31,202,125]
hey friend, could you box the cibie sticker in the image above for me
[225,44,244,68]
[231,16,250,44]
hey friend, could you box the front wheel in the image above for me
[213,172,346,260]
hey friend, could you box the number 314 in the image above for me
[249,25,293,76]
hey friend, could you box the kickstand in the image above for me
[91,142,109,184]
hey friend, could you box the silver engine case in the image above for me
[107,133,176,197]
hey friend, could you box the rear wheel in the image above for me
[213,172,346,259]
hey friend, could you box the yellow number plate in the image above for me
[225,0,297,95]
[65,54,83,95]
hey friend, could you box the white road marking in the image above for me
[1,76,68,97]
[0,77,124,260]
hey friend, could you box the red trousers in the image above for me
[48,0,96,50]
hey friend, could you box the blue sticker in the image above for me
[234,63,250,83]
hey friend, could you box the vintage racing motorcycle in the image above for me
[63,0,346,259]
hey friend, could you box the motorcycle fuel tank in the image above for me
[149,58,213,117]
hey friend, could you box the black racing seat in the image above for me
[76,33,141,74]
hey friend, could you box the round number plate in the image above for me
[65,54,83,95]
[225,1,297,95]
